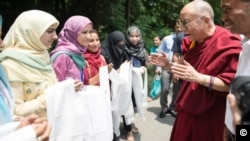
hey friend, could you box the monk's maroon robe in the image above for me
[170,26,242,141]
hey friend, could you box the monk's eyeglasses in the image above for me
[180,16,205,28]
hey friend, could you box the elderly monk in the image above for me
[149,1,242,141]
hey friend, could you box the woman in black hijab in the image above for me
[101,31,126,70]
[101,31,126,141]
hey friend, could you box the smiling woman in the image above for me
[82,29,112,85]
[50,15,93,82]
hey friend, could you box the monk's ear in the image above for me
[203,16,211,24]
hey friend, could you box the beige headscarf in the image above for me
[0,10,59,85]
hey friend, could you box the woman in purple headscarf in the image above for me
[50,16,93,82]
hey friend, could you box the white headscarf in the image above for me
[0,10,59,84]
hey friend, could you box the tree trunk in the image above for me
[125,0,131,29]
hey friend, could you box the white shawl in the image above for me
[45,66,113,141]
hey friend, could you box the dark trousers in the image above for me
[160,69,181,111]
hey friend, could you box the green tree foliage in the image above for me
[206,0,222,25]
[0,0,222,52]
[137,0,189,50]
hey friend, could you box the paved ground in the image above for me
[119,95,176,141]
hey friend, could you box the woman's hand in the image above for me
[155,68,162,74]
[33,120,51,141]
[16,114,51,141]
[140,67,146,74]
[107,63,113,73]
[16,114,39,129]
[74,80,83,92]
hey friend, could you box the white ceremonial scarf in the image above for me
[131,66,148,122]
[45,66,113,141]
[109,62,134,118]
[0,122,36,141]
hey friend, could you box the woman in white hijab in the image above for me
[0,9,60,118]
[0,11,52,141]
[0,9,84,119]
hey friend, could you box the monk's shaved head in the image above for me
[181,0,214,21]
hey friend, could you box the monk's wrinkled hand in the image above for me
[149,52,170,69]
[171,60,199,82]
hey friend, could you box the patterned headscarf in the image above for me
[0,10,59,85]
[125,26,147,62]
